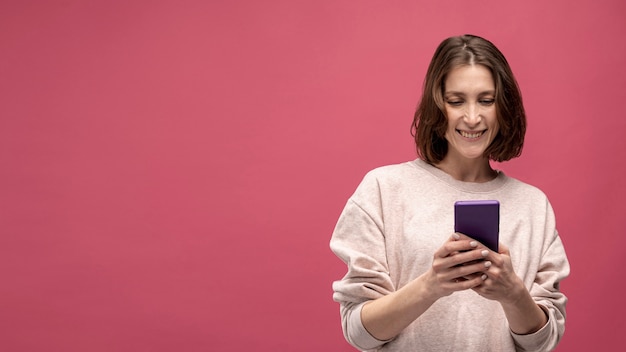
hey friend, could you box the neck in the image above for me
[434,156,497,183]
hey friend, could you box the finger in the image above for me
[437,240,480,259]
[497,242,510,255]
[449,247,490,267]
[452,275,485,289]
[453,259,491,278]
[435,233,463,258]
[456,233,493,252]
[454,232,472,240]
[461,272,488,281]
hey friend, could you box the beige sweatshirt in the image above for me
[330,159,569,352]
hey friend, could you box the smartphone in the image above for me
[454,200,499,252]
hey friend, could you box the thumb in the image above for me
[498,242,510,255]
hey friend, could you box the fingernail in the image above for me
[484,261,492,268]
[481,250,489,257]
[470,241,478,247]
[453,233,460,240]
[481,274,487,280]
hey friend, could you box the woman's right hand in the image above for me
[361,233,492,341]
[425,233,491,299]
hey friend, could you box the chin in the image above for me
[456,149,489,160]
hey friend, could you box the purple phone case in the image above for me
[454,200,500,252]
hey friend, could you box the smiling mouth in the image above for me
[457,130,485,139]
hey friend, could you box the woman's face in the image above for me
[442,64,499,162]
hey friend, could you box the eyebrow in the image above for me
[444,90,495,96]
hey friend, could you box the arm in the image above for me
[332,198,491,350]
[472,234,570,352]
[513,232,569,351]
[500,286,549,335]
[361,234,490,341]
[472,243,548,334]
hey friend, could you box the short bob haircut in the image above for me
[411,34,526,164]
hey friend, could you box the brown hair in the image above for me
[411,34,526,163]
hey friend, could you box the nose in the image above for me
[463,103,481,126]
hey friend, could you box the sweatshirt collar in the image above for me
[413,158,508,193]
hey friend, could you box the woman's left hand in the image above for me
[471,241,549,335]
[471,242,526,304]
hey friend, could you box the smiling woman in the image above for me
[413,35,526,169]
[440,64,499,181]
[330,34,570,352]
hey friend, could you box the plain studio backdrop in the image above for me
[1,1,624,351]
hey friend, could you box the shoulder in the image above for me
[355,160,429,193]
[363,160,418,181]
[499,175,556,221]
[348,160,420,204]
[501,175,550,202]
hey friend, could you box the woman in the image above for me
[330,34,569,351]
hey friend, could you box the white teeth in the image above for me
[459,130,483,139]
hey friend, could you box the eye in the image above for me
[446,100,463,107]
[479,99,495,106]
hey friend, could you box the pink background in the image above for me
[1,1,624,351]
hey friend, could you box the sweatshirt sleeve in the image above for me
[511,201,570,352]
[329,173,395,350]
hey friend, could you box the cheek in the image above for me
[443,110,457,129]
[488,120,500,142]
[486,109,498,129]
[444,119,456,138]
[491,115,500,133]
[444,107,459,120]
